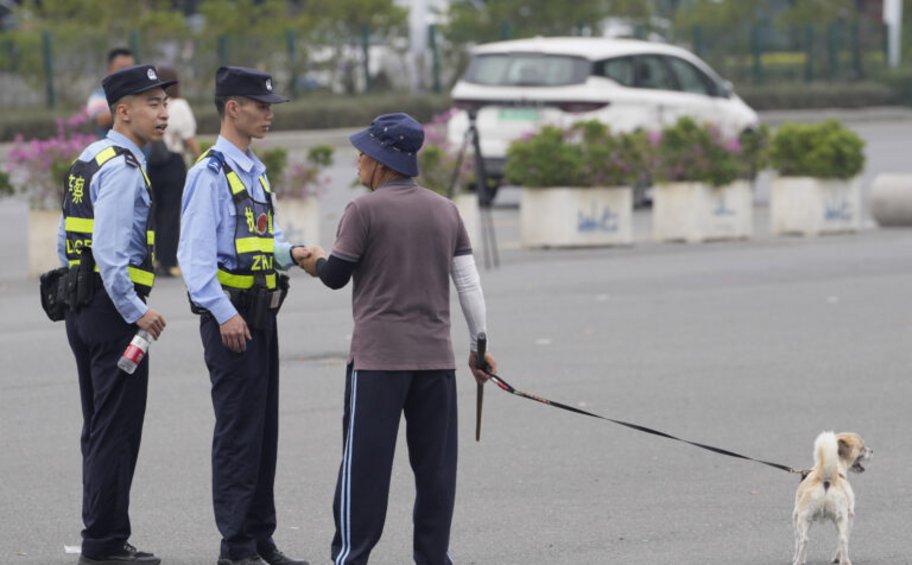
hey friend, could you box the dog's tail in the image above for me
[814,431,839,491]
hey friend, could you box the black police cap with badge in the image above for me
[102,64,177,106]
[215,66,289,104]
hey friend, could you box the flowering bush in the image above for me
[275,145,334,200]
[770,119,865,180]
[418,110,473,198]
[5,109,96,210]
[738,124,771,179]
[504,120,647,188]
[649,117,743,187]
[197,141,334,200]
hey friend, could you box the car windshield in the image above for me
[463,53,591,87]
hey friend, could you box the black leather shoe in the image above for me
[260,548,309,565]
[78,543,161,564]
[216,556,263,565]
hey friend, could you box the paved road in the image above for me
[3,206,912,565]
[2,111,912,564]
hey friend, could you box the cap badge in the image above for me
[265,78,272,92]
[147,68,157,81]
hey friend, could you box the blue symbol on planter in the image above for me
[824,199,852,222]
[713,192,735,217]
[578,203,618,233]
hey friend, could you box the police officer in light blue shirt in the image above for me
[178,66,310,565]
[58,64,172,565]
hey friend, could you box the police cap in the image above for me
[102,64,177,106]
[215,66,288,104]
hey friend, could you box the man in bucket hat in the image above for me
[178,66,310,565]
[299,113,498,565]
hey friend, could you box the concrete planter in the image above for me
[28,209,61,279]
[868,174,912,227]
[652,180,753,243]
[276,197,320,247]
[520,186,633,248]
[771,176,861,236]
[453,193,481,247]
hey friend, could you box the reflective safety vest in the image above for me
[200,149,277,290]
[62,145,156,293]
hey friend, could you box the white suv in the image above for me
[447,36,758,188]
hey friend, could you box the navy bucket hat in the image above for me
[350,113,424,178]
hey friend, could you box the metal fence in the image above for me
[678,19,890,86]
[0,28,397,109]
[0,19,898,110]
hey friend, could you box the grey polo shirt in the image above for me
[331,178,473,371]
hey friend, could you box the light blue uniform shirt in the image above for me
[56,130,152,324]
[178,136,296,325]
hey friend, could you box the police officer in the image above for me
[58,64,172,565]
[299,113,498,565]
[177,66,310,565]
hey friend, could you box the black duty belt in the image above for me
[189,274,289,331]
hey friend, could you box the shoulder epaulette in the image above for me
[206,150,225,174]
[123,151,140,169]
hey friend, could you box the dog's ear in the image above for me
[837,436,853,460]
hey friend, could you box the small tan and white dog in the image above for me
[792,431,873,565]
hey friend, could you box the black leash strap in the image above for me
[483,370,804,477]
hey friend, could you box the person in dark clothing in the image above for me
[299,113,497,565]
[146,67,198,277]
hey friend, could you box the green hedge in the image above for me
[3,82,911,143]
[737,81,902,110]
[195,93,453,135]
[0,93,454,142]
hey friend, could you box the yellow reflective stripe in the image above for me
[235,237,274,254]
[195,148,211,164]
[226,171,246,196]
[95,147,118,166]
[217,270,276,290]
[259,176,270,193]
[65,216,94,234]
[140,168,151,187]
[127,266,155,287]
[66,260,153,287]
[147,231,155,246]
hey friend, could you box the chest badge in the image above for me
[256,212,269,235]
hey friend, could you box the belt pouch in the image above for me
[247,287,269,331]
[38,267,69,321]
[74,260,94,306]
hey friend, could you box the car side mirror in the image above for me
[718,80,733,98]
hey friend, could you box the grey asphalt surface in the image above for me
[2,110,912,565]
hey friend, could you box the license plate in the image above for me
[499,108,540,121]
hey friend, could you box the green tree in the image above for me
[9,0,189,107]
[444,0,614,44]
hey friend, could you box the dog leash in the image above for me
[475,336,805,477]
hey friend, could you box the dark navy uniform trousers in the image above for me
[200,311,280,560]
[331,365,458,565]
[65,290,148,559]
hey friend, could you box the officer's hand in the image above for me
[220,314,252,353]
[291,245,312,268]
[136,308,166,340]
[300,245,326,277]
[469,351,496,385]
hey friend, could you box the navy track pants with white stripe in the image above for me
[331,364,458,565]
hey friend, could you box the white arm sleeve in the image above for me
[451,254,487,351]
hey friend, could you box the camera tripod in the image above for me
[447,108,499,269]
